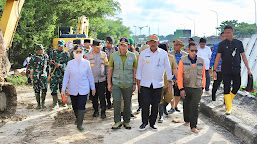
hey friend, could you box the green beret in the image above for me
[128,38,134,44]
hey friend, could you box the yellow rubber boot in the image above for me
[230,92,236,101]
[224,94,232,115]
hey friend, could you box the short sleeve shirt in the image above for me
[218,39,244,73]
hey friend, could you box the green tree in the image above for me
[217,20,255,36]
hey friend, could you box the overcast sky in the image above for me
[115,0,256,37]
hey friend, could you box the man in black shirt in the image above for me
[213,25,252,115]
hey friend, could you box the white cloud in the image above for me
[116,0,256,37]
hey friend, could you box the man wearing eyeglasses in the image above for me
[49,40,70,109]
[136,35,174,131]
[107,38,137,130]
[177,42,206,133]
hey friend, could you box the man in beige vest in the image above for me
[85,40,109,119]
[177,42,206,133]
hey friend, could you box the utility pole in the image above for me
[187,18,195,36]
[210,10,218,36]
[138,25,148,37]
[133,26,137,36]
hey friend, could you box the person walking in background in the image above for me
[157,44,178,123]
[24,53,32,84]
[210,32,226,101]
[213,25,252,115]
[184,38,194,53]
[136,35,173,130]
[197,38,212,92]
[168,40,188,113]
[177,42,205,133]
[49,40,70,109]
[103,36,118,109]
[26,44,48,109]
[61,45,96,132]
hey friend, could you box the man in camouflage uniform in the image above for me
[103,36,118,109]
[26,44,49,109]
[49,40,70,109]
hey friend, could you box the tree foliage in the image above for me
[0,0,131,68]
[217,20,256,36]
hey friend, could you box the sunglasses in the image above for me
[190,50,198,53]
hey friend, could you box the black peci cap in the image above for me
[106,36,114,44]
[92,39,103,48]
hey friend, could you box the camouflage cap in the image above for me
[58,40,65,47]
[35,44,45,51]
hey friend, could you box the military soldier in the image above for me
[26,44,49,109]
[49,40,70,109]
[103,36,118,109]
[85,40,108,119]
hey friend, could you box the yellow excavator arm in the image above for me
[76,15,89,36]
[0,0,25,51]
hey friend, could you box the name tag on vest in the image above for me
[114,59,119,61]
[145,56,150,57]
[183,63,190,65]
[197,63,203,66]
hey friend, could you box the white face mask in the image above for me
[73,51,83,60]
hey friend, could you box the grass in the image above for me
[5,75,28,87]
[240,81,257,97]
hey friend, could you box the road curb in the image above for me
[200,98,257,144]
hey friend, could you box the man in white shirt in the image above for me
[197,38,212,91]
[136,35,174,130]
[23,53,32,67]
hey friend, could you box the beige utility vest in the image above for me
[86,51,107,83]
[181,56,204,88]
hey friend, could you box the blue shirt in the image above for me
[210,43,222,71]
[62,59,95,96]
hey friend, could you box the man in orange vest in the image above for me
[177,42,206,133]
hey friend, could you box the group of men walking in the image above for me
[26,24,252,133]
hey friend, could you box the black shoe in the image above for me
[175,108,180,112]
[93,111,99,117]
[158,116,164,123]
[131,114,136,118]
[168,108,175,114]
[150,125,158,130]
[139,123,147,131]
[205,89,210,91]
[163,102,169,115]
[121,112,123,117]
[101,112,106,119]
[136,108,141,113]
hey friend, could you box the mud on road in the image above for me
[0,86,241,144]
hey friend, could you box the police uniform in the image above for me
[103,36,117,108]
[85,40,109,119]
[217,38,244,114]
[49,40,70,109]
[177,55,205,130]
[108,38,137,129]
[26,44,49,109]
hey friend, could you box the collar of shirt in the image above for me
[146,47,160,53]
[118,50,128,56]
[175,50,183,54]
[188,55,197,64]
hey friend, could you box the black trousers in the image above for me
[138,91,143,109]
[92,81,106,112]
[105,80,112,106]
[70,94,87,110]
[205,70,211,91]
[183,87,202,129]
[141,85,163,126]
[223,72,241,95]
[212,71,223,100]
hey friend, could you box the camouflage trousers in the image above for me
[50,71,63,95]
[33,77,48,95]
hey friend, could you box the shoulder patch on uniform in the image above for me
[197,63,203,66]
[183,63,190,65]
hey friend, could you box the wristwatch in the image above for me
[213,70,216,72]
